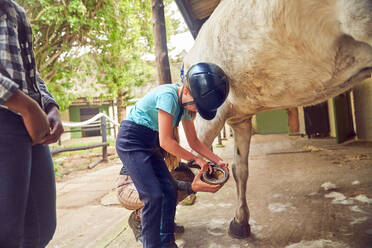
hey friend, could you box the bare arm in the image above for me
[159,110,224,193]
[4,89,50,144]
[182,119,224,165]
[158,109,198,162]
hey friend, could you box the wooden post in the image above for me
[217,132,222,145]
[111,100,117,139]
[287,107,300,134]
[222,125,227,140]
[101,116,108,162]
[151,0,172,85]
[117,88,127,123]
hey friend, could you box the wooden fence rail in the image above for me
[51,115,118,168]
[51,142,109,156]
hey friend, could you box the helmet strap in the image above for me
[175,86,185,127]
[182,100,195,106]
[178,85,185,106]
[179,86,195,107]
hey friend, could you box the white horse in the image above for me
[183,0,372,238]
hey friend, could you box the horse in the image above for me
[183,0,372,238]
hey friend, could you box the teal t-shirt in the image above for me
[127,84,192,132]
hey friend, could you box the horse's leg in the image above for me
[194,104,252,238]
[193,104,230,147]
[228,117,252,239]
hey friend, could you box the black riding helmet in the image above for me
[186,63,229,120]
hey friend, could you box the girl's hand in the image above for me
[195,157,212,174]
[191,170,222,193]
[216,160,229,174]
[216,160,228,168]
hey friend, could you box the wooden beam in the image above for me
[174,0,205,39]
[151,0,172,84]
[189,0,220,20]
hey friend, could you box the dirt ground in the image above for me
[49,134,372,248]
[176,136,372,248]
[107,135,372,248]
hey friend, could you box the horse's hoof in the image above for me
[228,218,251,239]
[202,166,229,185]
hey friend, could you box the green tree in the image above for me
[19,0,179,111]
[92,0,154,121]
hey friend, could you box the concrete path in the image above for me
[47,162,130,248]
[47,134,372,248]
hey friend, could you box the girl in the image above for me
[116,62,229,248]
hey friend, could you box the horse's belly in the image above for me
[227,66,372,114]
[227,42,372,113]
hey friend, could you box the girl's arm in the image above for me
[159,109,225,192]
[158,109,199,162]
[182,119,225,166]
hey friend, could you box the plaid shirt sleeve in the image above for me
[0,74,19,105]
[0,2,59,110]
[0,8,20,105]
[36,71,59,110]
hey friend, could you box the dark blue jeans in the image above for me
[116,120,177,248]
[0,108,56,248]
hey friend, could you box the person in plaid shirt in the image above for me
[0,0,64,247]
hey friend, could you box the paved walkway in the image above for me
[47,161,128,248]
[47,134,372,248]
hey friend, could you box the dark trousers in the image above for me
[0,108,56,248]
[116,121,177,248]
